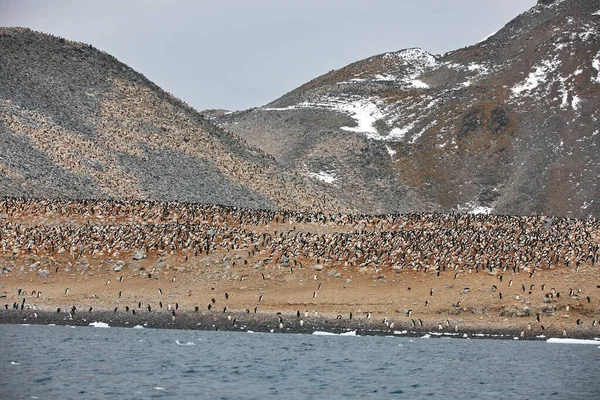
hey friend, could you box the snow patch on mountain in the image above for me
[308,170,337,184]
[382,48,437,68]
[593,51,600,83]
[511,59,559,95]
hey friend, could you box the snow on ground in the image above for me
[593,10,600,16]
[546,338,600,345]
[571,95,581,110]
[385,145,397,157]
[511,59,559,95]
[337,48,437,89]
[410,79,429,89]
[593,51,600,83]
[312,330,358,336]
[456,202,494,215]
[307,170,337,184]
[89,321,110,328]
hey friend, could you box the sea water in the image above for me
[1,324,599,399]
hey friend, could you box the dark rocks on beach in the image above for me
[0,308,594,340]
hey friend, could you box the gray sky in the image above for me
[1,0,536,111]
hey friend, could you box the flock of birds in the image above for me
[1,197,599,335]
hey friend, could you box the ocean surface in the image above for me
[1,324,599,399]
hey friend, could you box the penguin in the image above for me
[225,293,229,300]
[158,288,163,295]
[194,306,199,312]
[118,291,122,298]
[258,295,264,302]
[430,288,434,296]
[312,292,317,298]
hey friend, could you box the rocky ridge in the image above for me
[213,0,600,217]
[0,28,344,213]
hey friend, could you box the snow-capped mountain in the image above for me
[213,0,600,217]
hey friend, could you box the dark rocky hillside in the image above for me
[213,0,600,217]
[0,28,344,212]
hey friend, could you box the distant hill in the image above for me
[0,27,344,212]
[212,0,600,217]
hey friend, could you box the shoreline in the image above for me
[2,309,598,341]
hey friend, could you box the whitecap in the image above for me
[153,387,166,391]
[10,361,20,365]
[132,325,144,329]
[175,340,196,346]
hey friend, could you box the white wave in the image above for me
[153,387,166,391]
[10,361,20,365]
[175,340,196,346]
[132,325,144,329]
[89,321,110,328]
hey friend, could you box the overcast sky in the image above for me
[1,0,536,111]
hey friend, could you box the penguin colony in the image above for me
[0,197,599,337]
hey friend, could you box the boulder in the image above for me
[38,269,50,277]
[132,251,146,260]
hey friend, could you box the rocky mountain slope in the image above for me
[213,0,600,217]
[0,28,344,212]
